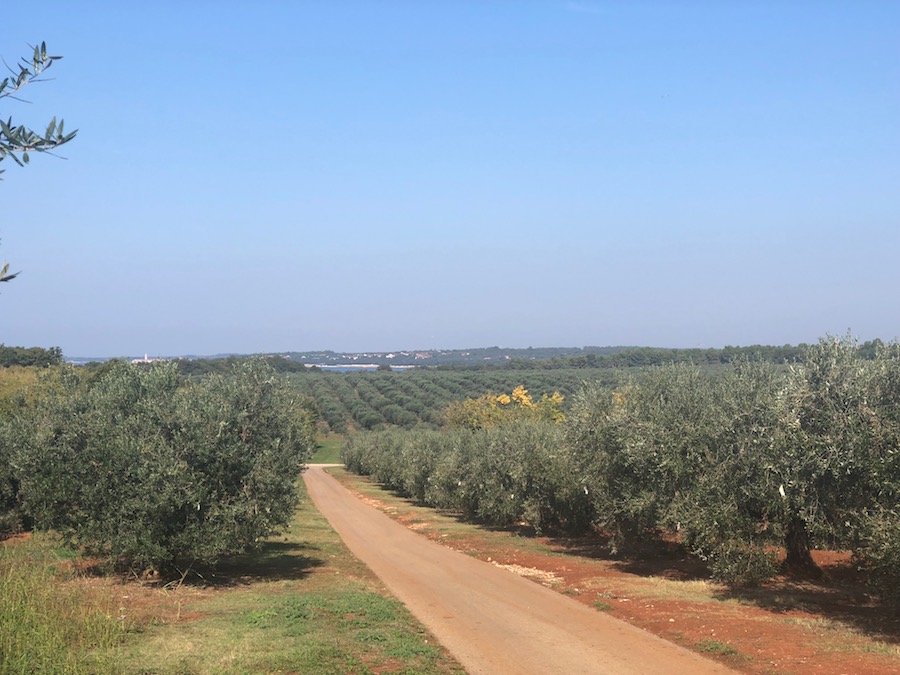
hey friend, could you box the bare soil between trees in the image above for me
[315,466,900,675]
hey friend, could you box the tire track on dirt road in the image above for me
[304,465,735,675]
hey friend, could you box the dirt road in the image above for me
[303,465,735,675]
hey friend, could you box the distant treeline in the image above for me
[503,344,809,369]
[75,355,309,378]
[458,340,888,371]
[0,345,62,368]
[173,355,308,377]
[62,340,893,376]
[178,341,892,376]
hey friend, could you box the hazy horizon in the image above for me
[63,335,882,362]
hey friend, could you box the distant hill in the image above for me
[66,339,891,370]
[67,346,639,367]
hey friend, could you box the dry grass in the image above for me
[622,576,732,603]
[0,534,124,674]
[783,617,900,657]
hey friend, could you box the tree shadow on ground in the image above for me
[79,539,325,588]
[712,560,900,646]
[192,540,326,587]
[366,484,535,536]
[550,533,713,582]
[552,532,900,644]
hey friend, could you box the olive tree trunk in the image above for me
[784,516,824,579]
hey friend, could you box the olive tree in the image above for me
[658,361,786,584]
[15,359,316,574]
[1,41,76,282]
[765,335,894,578]
[0,417,23,534]
[841,351,900,606]
[1,41,75,176]
[569,340,899,587]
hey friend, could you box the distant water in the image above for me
[312,365,415,372]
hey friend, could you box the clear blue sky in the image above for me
[2,1,897,357]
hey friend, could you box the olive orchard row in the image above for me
[343,336,900,607]
[289,368,615,432]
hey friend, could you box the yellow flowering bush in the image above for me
[443,386,565,429]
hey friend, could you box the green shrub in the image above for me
[15,359,316,574]
[0,419,23,536]
[567,378,666,552]
[706,542,780,587]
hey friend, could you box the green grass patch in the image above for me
[695,639,738,656]
[0,534,124,674]
[311,434,345,464]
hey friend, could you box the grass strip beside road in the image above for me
[1,476,462,675]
